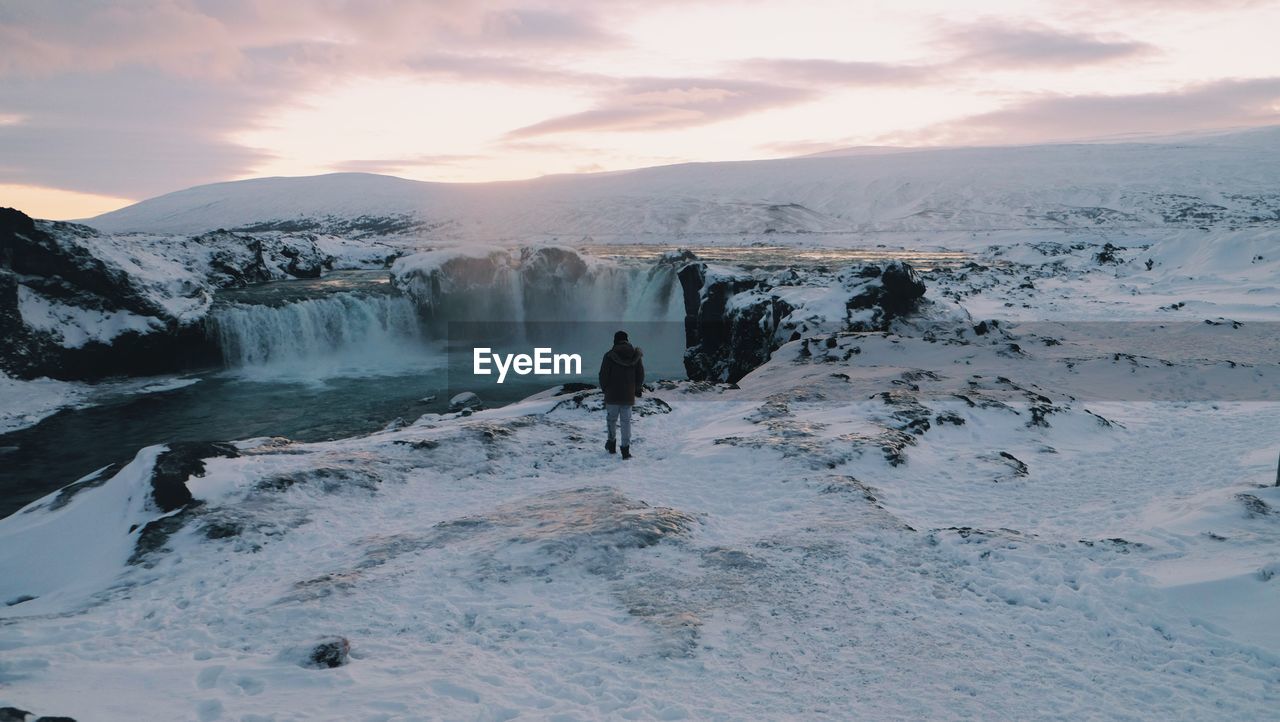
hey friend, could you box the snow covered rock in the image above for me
[305,636,352,669]
[547,387,673,416]
[0,207,342,380]
[2,313,1279,716]
[351,486,696,578]
[0,260,212,380]
[679,260,928,382]
[449,391,483,412]
[843,262,928,327]
[149,441,241,513]
[679,264,787,383]
[202,230,333,285]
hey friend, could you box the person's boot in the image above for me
[605,438,616,454]
[621,446,631,460]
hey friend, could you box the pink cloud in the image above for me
[944,20,1155,69]
[507,78,815,137]
[902,77,1280,145]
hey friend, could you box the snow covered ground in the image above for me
[2,244,1278,718]
[1,355,1278,719]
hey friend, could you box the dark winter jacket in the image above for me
[599,342,645,406]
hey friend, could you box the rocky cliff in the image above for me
[0,208,335,380]
[678,259,927,382]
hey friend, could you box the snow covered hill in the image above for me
[86,127,1280,240]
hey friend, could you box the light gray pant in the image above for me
[606,404,632,447]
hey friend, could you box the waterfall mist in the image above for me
[391,248,689,387]
[205,247,691,388]
[208,294,438,381]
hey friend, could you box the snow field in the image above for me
[2,340,1277,719]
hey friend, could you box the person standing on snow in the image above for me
[598,330,645,459]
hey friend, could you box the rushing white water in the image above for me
[208,293,434,380]
[392,252,689,378]
[393,249,686,326]
[207,249,689,383]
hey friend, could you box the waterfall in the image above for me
[387,247,692,379]
[208,293,432,380]
[205,248,691,383]
[394,249,684,324]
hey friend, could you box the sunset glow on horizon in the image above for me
[3,0,1280,219]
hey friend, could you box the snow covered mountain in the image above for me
[86,126,1280,240]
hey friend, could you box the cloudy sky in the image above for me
[2,0,1279,219]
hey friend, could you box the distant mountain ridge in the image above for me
[86,127,1280,240]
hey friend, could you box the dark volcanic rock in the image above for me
[307,636,352,669]
[151,441,240,512]
[1236,493,1272,518]
[0,207,334,380]
[998,451,1030,477]
[204,231,333,285]
[679,262,787,383]
[129,441,241,566]
[679,260,927,382]
[130,509,197,566]
[0,270,215,379]
[0,209,219,379]
[1094,243,1122,265]
[1,208,158,316]
[43,461,125,511]
[845,261,927,328]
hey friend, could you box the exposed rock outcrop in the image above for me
[0,207,335,380]
[130,441,241,565]
[150,441,241,513]
[679,260,928,382]
[307,636,352,669]
[677,263,781,384]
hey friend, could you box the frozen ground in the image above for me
[2,294,1278,719]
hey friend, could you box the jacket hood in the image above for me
[607,342,642,366]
